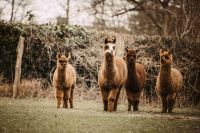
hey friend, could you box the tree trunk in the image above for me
[66,0,70,24]
[13,35,25,98]
[10,0,15,22]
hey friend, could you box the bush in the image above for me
[0,21,199,107]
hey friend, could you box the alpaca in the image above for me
[53,53,76,108]
[98,39,127,112]
[156,49,182,113]
[124,48,146,111]
[104,36,116,44]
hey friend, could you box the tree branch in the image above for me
[145,12,163,35]
[112,7,144,17]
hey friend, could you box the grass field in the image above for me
[0,97,199,133]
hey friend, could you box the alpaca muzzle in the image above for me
[106,51,113,56]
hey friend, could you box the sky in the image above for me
[31,0,94,25]
[0,0,95,26]
[0,0,130,29]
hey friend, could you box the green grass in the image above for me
[0,97,199,133]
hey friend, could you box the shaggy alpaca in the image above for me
[53,53,76,108]
[98,39,127,112]
[124,48,146,111]
[156,49,182,113]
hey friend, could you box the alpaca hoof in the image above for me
[103,107,108,111]
[63,105,68,108]
[161,110,167,113]
[168,110,173,114]
[108,109,113,112]
[128,110,132,114]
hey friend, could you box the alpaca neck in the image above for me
[57,67,66,83]
[127,62,137,80]
[160,64,171,81]
[104,55,116,80]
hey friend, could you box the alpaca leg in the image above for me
[114,87,121,111]
[161,94,167,113]
[167,93,177,113]
[126,90,132,112]
[103,100,108,111]
[69,85,75,108]
[128,99,132,112]
[133,92,140,111]
[63,89,70,108]
[108,88,119,112]
[56,89,63,108]
[101,88,108,111]
[133,100,139,111]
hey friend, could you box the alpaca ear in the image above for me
[125,47,128,53]
[159,49,164,55]
[105,38,108,44]
[66,52,71,59]
[113,37,116,44]
[168,48,173,54]
[123,54,126,60]
[135,49,139,53]
[57,54,61,59]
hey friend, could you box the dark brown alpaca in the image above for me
[98,38,127,112]
[124,48,146,111]
[53,53,76,108]
[156,49,182,113]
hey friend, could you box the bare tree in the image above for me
[14,0,30,22]
[0,0,31,22]
[10,0,15,22]
[175,0,200,41]
[58,0,70,24]
[0,0,9,19]
[90,0,200,41]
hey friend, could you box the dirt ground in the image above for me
[0,97,199,133]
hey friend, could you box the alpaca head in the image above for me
[104,43,116,61]
[56,53,71,69]
[124,48,137,65]
[159,49,173,66]
[105,36,116,44]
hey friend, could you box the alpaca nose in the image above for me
[62,62,67,67]
[107,50,113,55]
[110,50,113,55]
[130,56,133,60]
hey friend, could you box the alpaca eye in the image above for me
[104,45,109,50]
[113,46,115,50]
[165,56,169,60]
[59,60,66,63]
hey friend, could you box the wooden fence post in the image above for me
[13,35,25,98]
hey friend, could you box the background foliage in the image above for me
[0,21,199,106]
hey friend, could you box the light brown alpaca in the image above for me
[156,49,182,113]
[104,36,116,44]
[124,48,146,111]
[53,53,76,108]
[98,38,127,112]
